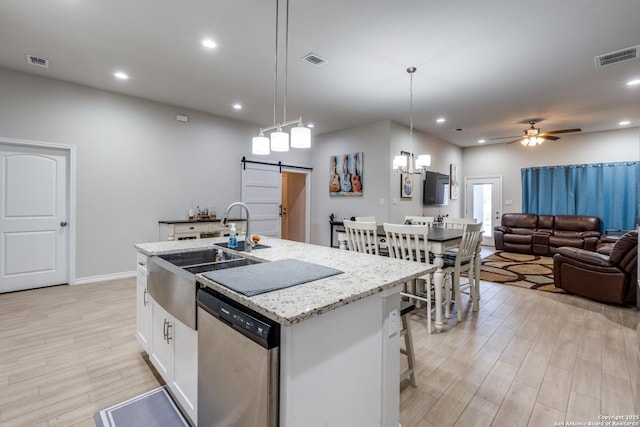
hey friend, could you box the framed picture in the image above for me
[450,163,459,200]
[400,172,413,198]
[330,152,363,197]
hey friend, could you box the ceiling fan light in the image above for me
[290,125,311,148]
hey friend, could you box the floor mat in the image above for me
[94,386,189,427]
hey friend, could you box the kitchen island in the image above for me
[135,237,433,427]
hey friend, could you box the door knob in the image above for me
[60,221,68,227]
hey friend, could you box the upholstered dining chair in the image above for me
[343,220,379,255]
[383,223,439,333]
[404,215,435,226]
[440,222,483,322]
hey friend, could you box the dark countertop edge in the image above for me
[158,218,245,224]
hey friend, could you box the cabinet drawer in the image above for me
[137,252,148,275]
[175,223,210,233]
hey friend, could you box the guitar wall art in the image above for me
[330,152,363,197]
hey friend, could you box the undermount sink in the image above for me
[184,257,259,274]
[159,248,244,267]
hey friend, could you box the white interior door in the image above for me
[241,162,282,238]
[0,144,69,292]
[464,176,502,246]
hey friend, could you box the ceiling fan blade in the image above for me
[539,135,560,141]
[490,135,523,140]
[506,139,523,145]
[545,128,582,135]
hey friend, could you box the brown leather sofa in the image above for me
[494,213,601,255]
[553,231,638,305]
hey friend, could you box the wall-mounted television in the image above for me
[423,171,449,206]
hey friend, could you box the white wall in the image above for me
[0,68,311,280]
[461,127,640,214]
[310,121,391,246]
[388,121,463,223]
[310,120,464,247]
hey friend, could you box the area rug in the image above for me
[94,386,189,427]
[477,251,566,293]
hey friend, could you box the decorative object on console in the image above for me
[392,67,430,173]
[251,0,311,155]
[330,152,363,197]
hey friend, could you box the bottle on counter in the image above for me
[228,223,238,249]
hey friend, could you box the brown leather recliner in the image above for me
[553,231,638,305]
[493,213,538,253]
[548,215,601,254]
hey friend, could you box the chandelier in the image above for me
[252,0,311,155]
[393,67,430,172]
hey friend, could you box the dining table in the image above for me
[336,224,480,332]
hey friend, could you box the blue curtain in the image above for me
[521,161,639,231]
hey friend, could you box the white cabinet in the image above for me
[149,293,198,424]
[136,253,152,352]
[159,220,246,241]
[172,317,198,420]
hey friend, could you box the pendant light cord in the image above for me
[273,0,279,126]
[407,66,416,173]
[283,0,289,124]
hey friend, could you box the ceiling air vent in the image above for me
[26,54,50,69]
[594,45,639,67]
[302,53,328,66]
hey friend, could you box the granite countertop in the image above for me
[135,237,432,326]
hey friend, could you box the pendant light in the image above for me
[393,66,431,172]
[251,0,311,155]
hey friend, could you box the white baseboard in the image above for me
[73,270,136,285]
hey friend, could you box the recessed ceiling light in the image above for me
[626,79,640,86]
[232,103,242,110]
[114,72,128,80]
[478,139,486,144]
[436,118,446,123]
[202,39,217,49]
[307,123,315,128]
[619,120,631,126]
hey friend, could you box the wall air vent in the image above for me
[594,45,639,67]
[26,55,50,69]
[302,53,328,66]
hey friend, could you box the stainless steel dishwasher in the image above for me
[196,287,280,427]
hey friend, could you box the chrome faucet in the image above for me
[221,202,254,252]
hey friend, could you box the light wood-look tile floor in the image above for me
[0,277,638,426]
[0,278,161,427]
[401,280,640,427]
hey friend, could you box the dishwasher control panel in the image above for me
[196,288,280,349]
[218,302,271,341]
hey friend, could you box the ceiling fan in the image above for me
[490,120,582,146]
